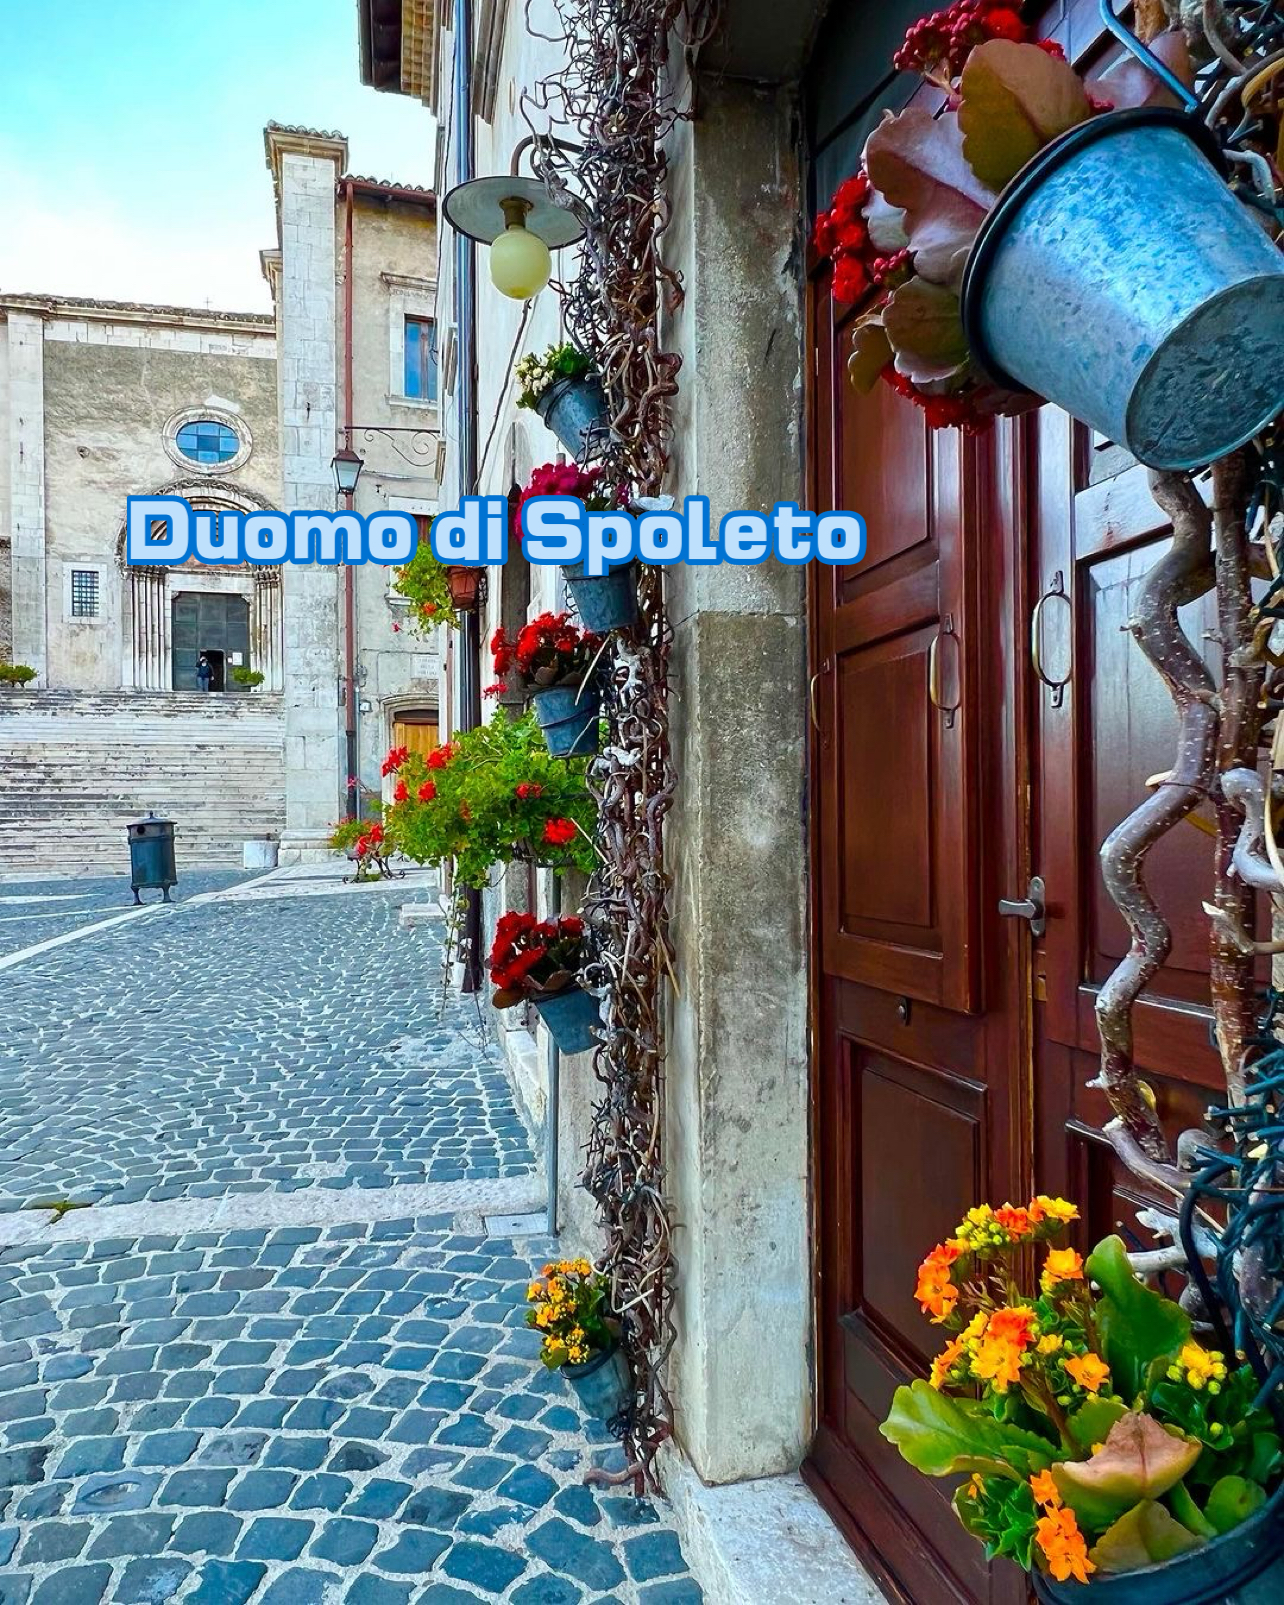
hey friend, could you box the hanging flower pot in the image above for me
[960,108,1284,471]
[446,566,482,612]
[563,561,639,634]
[532,983,602,1055]
[1032,1481,1284,1605]
[562,1341,631,1421]
[536,374,611,462]
[531,680,601,758]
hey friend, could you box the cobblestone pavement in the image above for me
[0,873,259,963]
[0,890,533,1213]
[0,881,702,1602]
[0,1218,698,1604]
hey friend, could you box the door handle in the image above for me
[998,875,1047,937]
[928,614,961,730]
[1031,571,1072,708]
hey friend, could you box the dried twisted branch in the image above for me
[1094,469,1217,1164]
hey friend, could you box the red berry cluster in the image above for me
[894,0,1029,79]
[488,911,585,995]
[885,368,989,432]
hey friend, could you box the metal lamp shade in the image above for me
[441,175,585,249]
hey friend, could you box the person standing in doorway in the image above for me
[196,653,213,693]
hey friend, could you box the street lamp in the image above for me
[331,446,364,498]
[442,142,586,303]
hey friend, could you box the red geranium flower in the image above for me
[417,780,436,802]
[393,779,409,803]
[515,782,543,800]
[542,817,577,847]
[381,746,409,777]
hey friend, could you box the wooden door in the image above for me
[801,4,1227,1599]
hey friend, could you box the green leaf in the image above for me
[1090,28,1194,113]
[1089,1500,1205,1573]
[958,40,1093,192]
[1086,1235,1191,1401]
[847,317,892,394]
[880,1380,1054,1480]
[881,278,970,387]
[864,108,996,289]
[1204,1475,1267,1535]
[1065,1396,1127,1455]
[1053,1412,1201,1530]
[1167,1479,1218,1539]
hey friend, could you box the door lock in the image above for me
[998,875,1046,937]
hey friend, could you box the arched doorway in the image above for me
[116,480,283,691]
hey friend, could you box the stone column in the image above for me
[265,127,348,858]
[661,81,811,1484]
[6,311,48,682]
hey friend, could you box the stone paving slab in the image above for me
[0,873,259,962]
[0,894,533,1214]
[0,1218,700,1604]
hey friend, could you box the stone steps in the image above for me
[0,688,287,871]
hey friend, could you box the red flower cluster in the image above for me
[417,780,436,802]
[488,911,585,995]
[482,680,508,699]
[491,613,601,689]
[516,461,609,530]
[425,743,457,771]
[813,170,876,305]
[515,782,543,800]
[884,367,990,432]
[355,821,385,860]
[542,817,577,846]
[393,779,409,803]
[894,0,1029,78]
[381,746,409,777]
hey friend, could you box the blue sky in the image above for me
[0,0,434,311]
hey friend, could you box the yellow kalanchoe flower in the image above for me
[1040,1247,1084,1293]
[1167,1342,1228,1393]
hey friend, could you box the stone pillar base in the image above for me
[276,832,339,866]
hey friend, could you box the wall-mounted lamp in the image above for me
[442,139,586,303]
[331,446,364,497]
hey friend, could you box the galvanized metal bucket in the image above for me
[563,561,639,633]
[533,985,602,1055]
[960,108,1284,470]
[536,375,611,463]
[562,1342,631,1421]
[532,680,600,757]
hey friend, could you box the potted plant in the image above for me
[517,462,638,633]
[231,665,265,690]
[490,611,603,757]
[526,1257,630,1420]
[327,815,399,882]
[0,663,37,689]
[881,1195,1283,1598]
[381,713,597,889]
[392,543,460,633]
[516,341,610,462]
[821,1,1284,467]
[488,910,602,1054]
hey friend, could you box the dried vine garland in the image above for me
[1088,5,1284,1307]
[519,0,717,1490]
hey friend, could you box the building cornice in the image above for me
[0,293,273,333]
[358,0,440,112]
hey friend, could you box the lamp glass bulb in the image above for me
[490,223,552,301]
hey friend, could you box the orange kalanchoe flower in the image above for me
[929,1335,967,1391]
[994,1204,1032,1238]
[1036,1504,1095,1584]
[971,1306,1037,1393]
[1040,1246,1084,1293]
[1064,1352,1110,1394]
[915,1241,962,1324]
[1029,1469,1060,1509]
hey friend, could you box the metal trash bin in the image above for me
[127,813,177,903]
